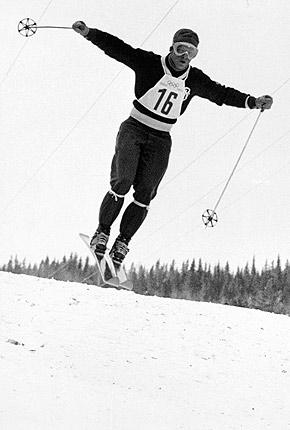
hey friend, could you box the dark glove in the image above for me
[72,21,89,36]
[255,95,273,110]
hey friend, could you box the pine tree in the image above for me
[282,260,290,314]
[168,260,181,299]
[130,264,147,295]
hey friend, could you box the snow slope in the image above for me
[1,272,290,430]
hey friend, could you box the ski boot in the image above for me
[109,235,129,267]
[90,230,109,259]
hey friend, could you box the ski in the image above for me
[79,233,133,290]
[79,233,119,288]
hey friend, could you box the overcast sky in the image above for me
[1,0,289,271]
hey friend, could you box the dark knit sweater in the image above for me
[85,28,256,115]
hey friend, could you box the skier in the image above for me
[72,22,273,266]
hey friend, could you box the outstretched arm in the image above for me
[72,21,148,70]
[195,69,273,110]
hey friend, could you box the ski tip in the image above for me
[120,280,134,291]
[106,277,133,291]
[79,232,89,239]
[107,276,120,288]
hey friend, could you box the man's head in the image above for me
[169,28,199,71]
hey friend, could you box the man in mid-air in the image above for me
[73,21,273,266]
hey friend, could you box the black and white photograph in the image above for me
[1,1,290,429]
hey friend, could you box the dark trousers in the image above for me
[98,117,172,240]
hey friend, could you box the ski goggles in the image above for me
[172,42,198,59]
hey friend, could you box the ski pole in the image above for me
[202,109,264,227]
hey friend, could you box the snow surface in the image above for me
[1,272,290,430]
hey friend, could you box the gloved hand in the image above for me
[255,95,273,110]
[72,21,89,36]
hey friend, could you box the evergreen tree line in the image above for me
[1,254,290,316]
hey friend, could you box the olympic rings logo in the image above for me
[166,80,179,89]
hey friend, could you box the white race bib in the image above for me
[137,57,189,120]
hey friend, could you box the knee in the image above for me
[133,189,153,207]
[134,182,160,205]
[111,177,132,195]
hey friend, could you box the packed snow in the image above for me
[1,271,290,430]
